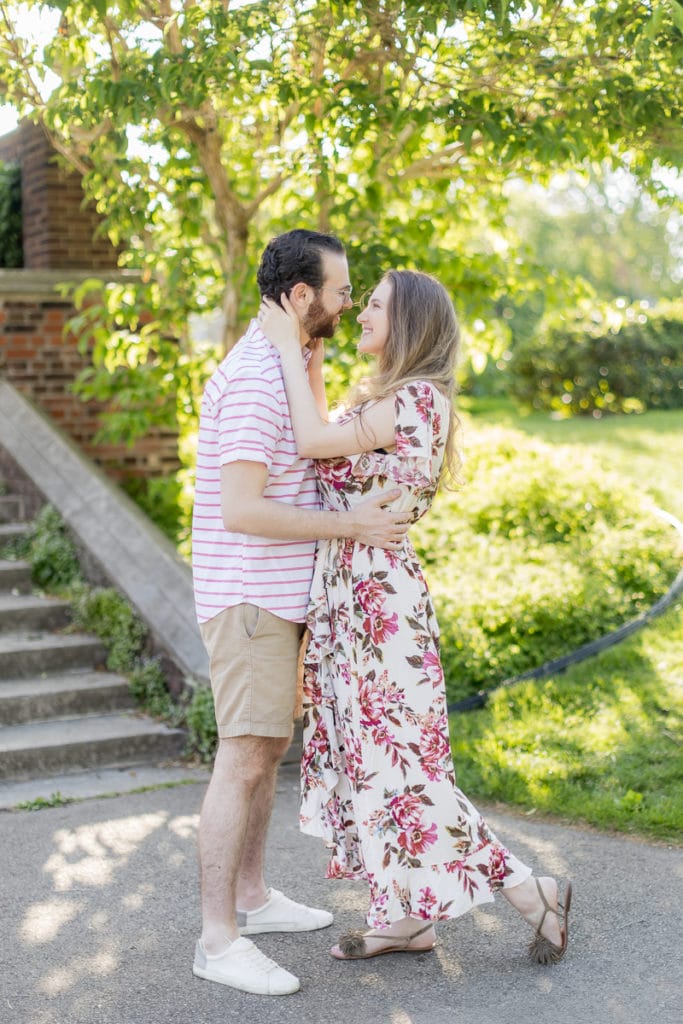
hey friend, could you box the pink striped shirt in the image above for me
[191,320,319,624]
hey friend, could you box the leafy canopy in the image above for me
[0,0,681,438]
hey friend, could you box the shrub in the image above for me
[0,529,31,562]
[121,474,186,544]
[185,685,218,763]
[28,505,81,589]
[128,658,179,721]
[412,426,682,704]
[69,583,148,673]
[508,300,683,416]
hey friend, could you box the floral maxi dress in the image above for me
[300,380,531,927]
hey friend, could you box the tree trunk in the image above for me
[220,227,249,353]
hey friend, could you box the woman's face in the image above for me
[357,279,392,356]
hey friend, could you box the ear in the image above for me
[288,281,312,310]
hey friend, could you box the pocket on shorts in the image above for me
[242,603,261,639]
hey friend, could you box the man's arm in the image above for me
[221,462,410,549]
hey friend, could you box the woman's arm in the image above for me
[261,296,395,459]
[306,339,329,421]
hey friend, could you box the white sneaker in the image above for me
[237,888,334,935]
[192,937,300,996]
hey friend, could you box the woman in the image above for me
[261,270,571,963]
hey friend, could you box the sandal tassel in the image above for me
[337,930,369,957]
[528,931,565,965]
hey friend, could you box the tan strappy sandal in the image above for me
[332,922,436,960]
[528,878,572,965]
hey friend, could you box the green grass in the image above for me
[449,401,683,841]
[15,792,72,811]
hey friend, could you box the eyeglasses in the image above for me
[321,286,354,305]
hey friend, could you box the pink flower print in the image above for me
[382,548,404,570]
[382,680,405,707]
[326,857,346,879]
[417,887,438,916]
[418,716,451,781]
[358,679,386,729]
[325,794,346,832]
[302,663,322,701]
[318,457,353,490]
[338,539,354,569]
[395,428,412,457]
[337,659,352,689]
[423,649,443,686]
[388,792,424,830]
[370,719,396,750]
[397,819,438,857]
[397,467,427,488]
[345,730,362,760]
[488,844,509,891]
[414,387,433,425]
[343,734,362,780]
[368,879,389,917]
[363,609,400,645]
[432,410,442,437]
[355,578,388,616]
[301,721,333,780]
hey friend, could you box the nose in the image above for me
[357,308,366,324]
[342,293,354,310]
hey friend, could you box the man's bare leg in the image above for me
[235,732,291,911]
[198,734,288,954]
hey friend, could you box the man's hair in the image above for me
[256,229,345,301]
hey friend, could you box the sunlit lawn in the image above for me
[449,401,683,841]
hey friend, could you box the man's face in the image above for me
[302,252,353,340]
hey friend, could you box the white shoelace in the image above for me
[236,941,281,974]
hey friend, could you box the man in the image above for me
[191,229,410,996]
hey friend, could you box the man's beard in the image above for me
[303,294,337,340]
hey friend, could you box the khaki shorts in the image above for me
[199,604,305,738]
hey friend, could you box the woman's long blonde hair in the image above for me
[350,269,462,484]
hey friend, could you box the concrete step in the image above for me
[0,522,30,544]
[0,763,209,810]
[0,592,72,633]
[0,494,24,522]
[0,559,32,593]
[0,487,191,792]
[0,630,106,678]
[0,713,186,780]
[0,669,133,725]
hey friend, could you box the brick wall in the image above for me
[0,121,119,270]
[0,121,180,482]
[0,293,180,481]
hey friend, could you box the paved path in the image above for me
[1,764,680,1024]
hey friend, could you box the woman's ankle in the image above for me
[504,876,556,918]
[505,876,562,946]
